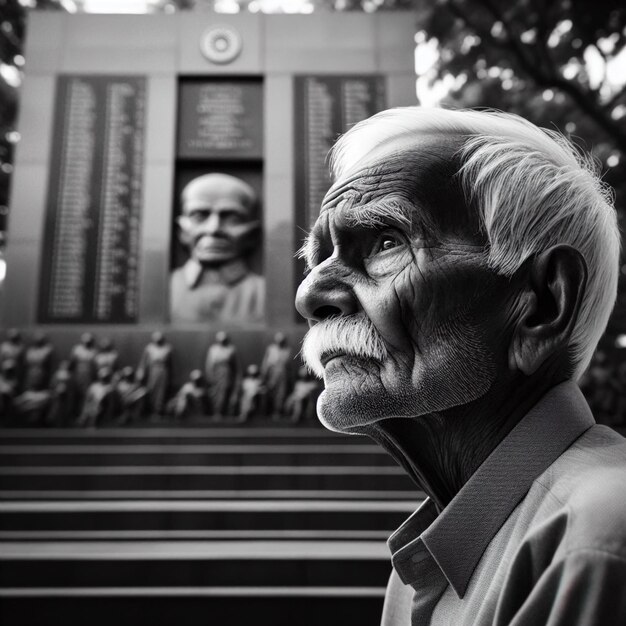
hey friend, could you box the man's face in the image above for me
[178,175,258,265]
[295,136,511,433]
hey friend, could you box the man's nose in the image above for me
[201,212,221,235]
[295,261,358,322]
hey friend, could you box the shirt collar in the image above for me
[183,258,250,289]
[388,381,595,598]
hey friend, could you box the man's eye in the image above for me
[373,233,403,254]
[188,212,208,224]
[222,213,245,227]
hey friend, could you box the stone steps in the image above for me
[0,427,420,626]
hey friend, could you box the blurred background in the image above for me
[0,0,624,624]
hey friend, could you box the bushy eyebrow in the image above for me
[342,197,414,230]
[297,196,432,272]
[296,232,320,272]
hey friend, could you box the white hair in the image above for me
[330,107,620,380]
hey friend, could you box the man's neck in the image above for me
[361,370,568,511]
[185,257,249,288]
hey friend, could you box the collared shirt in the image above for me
[382,381,626,625]
[170,258,264,324]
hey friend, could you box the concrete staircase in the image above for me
[0,426,423,626]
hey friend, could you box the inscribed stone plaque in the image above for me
[294,75,386,230]
[39,75,146,323]
[177,80,263,159]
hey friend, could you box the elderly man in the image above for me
[295,108,624,625]
[170,173,264,324]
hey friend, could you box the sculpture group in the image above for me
[0,329,321,427]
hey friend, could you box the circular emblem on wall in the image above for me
[200,25,243,65]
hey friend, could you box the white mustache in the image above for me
[301,317,388,378]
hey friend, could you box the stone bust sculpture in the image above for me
[170,173,264,324]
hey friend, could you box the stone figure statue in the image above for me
[77,366,119,428]
[46,360,77,427]
[69,332,98,406]
[94,337,119,373]
[170,173,264,324]
[284,367,321,423]
[0,359,19,423]
[14,334,54,425]
[205,331,240,418]
[239,364,266,422]
[172,369,211,420]
[0,329,25,387]
[115,367,147,424]
[137,332,172,416]
[261,332,292,418]
[12,387,52,425]
[24,331,54,391]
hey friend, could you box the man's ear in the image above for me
[176,216,192,247]
[509,245,587,376]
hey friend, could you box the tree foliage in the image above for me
[418,1,624,179]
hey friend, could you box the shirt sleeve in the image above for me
[505,548,626,626]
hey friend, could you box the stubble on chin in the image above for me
[316,356,416,432]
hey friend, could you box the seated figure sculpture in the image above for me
[172,369,211,420]
[116,367,147,424]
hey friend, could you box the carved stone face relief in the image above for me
[178,173,259,265]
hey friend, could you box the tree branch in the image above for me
[463,0,554,82]
[604,84,626,111]
[444,0,626,153]
[550,76,626,151]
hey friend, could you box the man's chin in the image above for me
[311,358,404,432]
[316,390,361,433]
[315,384,404,434]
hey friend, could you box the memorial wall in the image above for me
[40,75,146,324]
[3,11,417,379]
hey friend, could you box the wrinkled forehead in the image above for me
[320,134,482,240]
